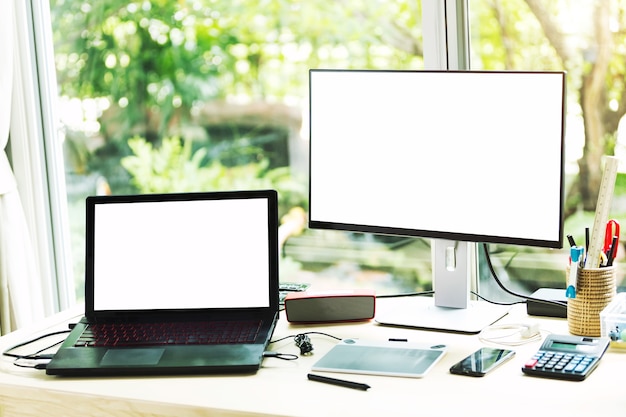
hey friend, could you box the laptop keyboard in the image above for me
[75,320,262,347]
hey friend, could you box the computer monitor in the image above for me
[308,69,565,333]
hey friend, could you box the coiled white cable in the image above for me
[478,322,543,346]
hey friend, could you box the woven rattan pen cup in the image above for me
[567,266,617,337]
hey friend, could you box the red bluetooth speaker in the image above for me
[284,290,376,323]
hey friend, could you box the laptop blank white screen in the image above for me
[92,198,271,311]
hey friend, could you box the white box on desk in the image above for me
[600,292,626,350]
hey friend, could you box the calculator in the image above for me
[522,334,610,381]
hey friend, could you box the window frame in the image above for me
[13,0,74,312]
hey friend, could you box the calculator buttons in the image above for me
[523,350,597,380]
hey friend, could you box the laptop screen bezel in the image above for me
[83,190,280,320]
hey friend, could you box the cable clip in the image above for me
[294,334,314,355]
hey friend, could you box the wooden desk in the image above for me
[1,298,625,417]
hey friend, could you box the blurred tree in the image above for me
[474,0,626,213]
[52,0,626,213]
[50,0,422,144]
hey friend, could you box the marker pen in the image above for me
[566,246,584,299]
[307,373,370,391]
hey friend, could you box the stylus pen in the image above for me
[307,373,370,391]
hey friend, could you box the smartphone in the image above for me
[449,347,515,377]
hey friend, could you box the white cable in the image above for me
[478,323,543,346]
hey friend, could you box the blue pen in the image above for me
[566,246,584,299]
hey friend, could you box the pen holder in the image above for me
[567,266,617,337]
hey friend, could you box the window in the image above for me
[47,0,428,302]
[36,0,624,310]
[469,0,626,296]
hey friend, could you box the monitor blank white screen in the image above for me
[309,70,565,247]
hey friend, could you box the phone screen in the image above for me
[449,347,515,377]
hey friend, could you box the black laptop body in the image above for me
[46,189,280,376]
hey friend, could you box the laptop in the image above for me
[46,189,280,376]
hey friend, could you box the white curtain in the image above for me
[0,0,47,334]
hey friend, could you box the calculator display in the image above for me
[547,340,598,354]
[550,342,577,350]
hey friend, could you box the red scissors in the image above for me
[604,219,620,263]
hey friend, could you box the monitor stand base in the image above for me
[375,296,510,334]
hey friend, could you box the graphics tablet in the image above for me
[311,339,447,378]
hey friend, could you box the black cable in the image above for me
[376,290,434,299]
[2,329,70,369]
[270,331,342,344]
[372,244,567,309]
[481,243,567,309]
[294,334,314,355]
[376,288,519,306]
[2,329,70,358]
[269,331,342,357]
[262,351,299,360]
[470,290,524,306]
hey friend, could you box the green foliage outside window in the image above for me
[121,136,307,217]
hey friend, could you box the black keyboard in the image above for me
[75,320,262,347]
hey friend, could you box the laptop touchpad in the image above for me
[100,348,165,366]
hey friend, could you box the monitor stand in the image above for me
[375,240,510,334]
[375,296,510,334]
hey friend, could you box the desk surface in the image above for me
[1,298,625,417]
